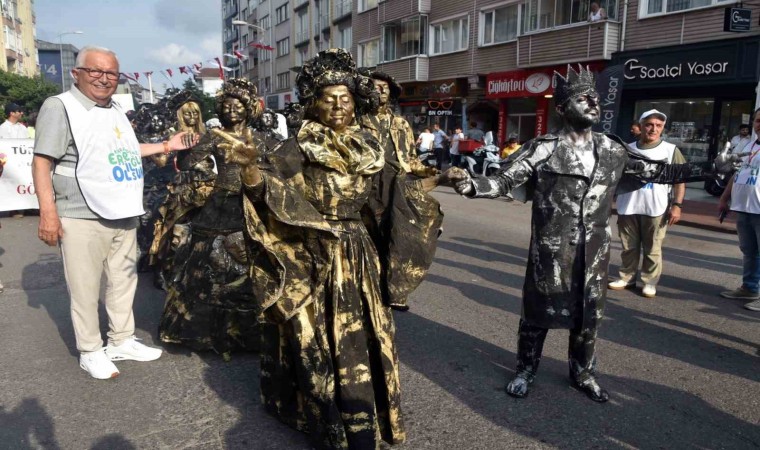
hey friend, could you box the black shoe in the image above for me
[505,371,534,398]
[571,376,609,403]
[389,304,410,312]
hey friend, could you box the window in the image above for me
[296,10,309,43]
[262,76,271,93]
[260,47,271,61]
[642,0,728,16]
[430,16,469,55]
[276,3,290,23]
[277,37,290,57]
[522,0,617,33]
[296,46,309,66]
[358,40,379,67]
[634,99,715,163]
[259,14,270,30]
[381,16,427,62]
[335,0,352,18]
[338,25,352,49]
[358,0,378,12]
[482,4,519,45]
[277,72,290,90]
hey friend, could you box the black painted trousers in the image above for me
[515,319,599,381]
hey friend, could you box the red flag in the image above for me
[249,42,274,51]
[214,57,224,80]
[179,66,188,74]
[233,50,245,60]
[134,72,140,80]
[193,63,202,72]
[166,68,173,77]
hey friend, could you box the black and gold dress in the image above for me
[157,131,261,354]
[243,120,409,449]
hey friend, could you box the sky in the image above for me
[35,0,222,92]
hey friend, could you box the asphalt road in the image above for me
[0,189,758,449]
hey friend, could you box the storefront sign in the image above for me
[426,99,454,116]
[624,58,729,80]
[535,97,548,137]
[592,65,624,134]
[724,7,751,32]
[486,63,606,99]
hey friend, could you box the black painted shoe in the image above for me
[505,372,534,398]
[571,376,609,403]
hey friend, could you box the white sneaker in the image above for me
[80,349,120,380]
[642,284,657,298]
[106,337,163,362]
[608,279,634,290]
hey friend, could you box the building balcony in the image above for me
[293,0,309,10]
[295,31,310,46]
[516,20,621,67]
[377,56,428,83]
[5,48,23,62]
[334,0,351,21]
[224,29,240,45]
[224,4,239,19]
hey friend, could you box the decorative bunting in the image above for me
[179,66,188,74]
[166,68,173,77]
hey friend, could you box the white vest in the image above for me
[730,142,760,214]
[616,140,676,217]
[57,92,144,220]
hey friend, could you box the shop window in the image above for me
[642,0,729,16]
[381,16,427,62]
[481,4,519,45]
[633,99,714,163]
[358,40,379,67]
[430,16,469,56]
[522,0,617,33]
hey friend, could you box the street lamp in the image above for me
[57,31,84,92]
[232,19,273,95]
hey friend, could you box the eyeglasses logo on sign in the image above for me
[427,100,453,116]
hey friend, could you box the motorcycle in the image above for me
[462,131,503,178]
[418,146,437,168]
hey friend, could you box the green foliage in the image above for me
[181,79,217,122]
[0,70,60,117]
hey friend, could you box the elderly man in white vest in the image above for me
[31,46,197,380]
[608,109,686,298]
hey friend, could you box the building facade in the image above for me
[224,0,355,110]
[0,0,38,77]
[37,40,78,91]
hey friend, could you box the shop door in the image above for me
[507,114,537,143]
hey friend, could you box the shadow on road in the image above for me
[0,398,60,449]
[395,312,760,448]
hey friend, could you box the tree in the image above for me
[0,71,60,117]
[181,78,216,121]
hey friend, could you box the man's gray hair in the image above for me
[75,46,118,67]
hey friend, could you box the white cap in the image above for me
[639,109,667,123]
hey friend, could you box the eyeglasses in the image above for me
[427,100,453,110]
[76,67,120,81]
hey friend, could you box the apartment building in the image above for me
[225,0,354,110]
[0,0,38,77]
[610,1,760,163]
[352,0,621,143]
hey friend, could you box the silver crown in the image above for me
[553,64,596,105]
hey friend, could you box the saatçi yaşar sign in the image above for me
[486,63,606,99]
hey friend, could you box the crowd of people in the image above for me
[0,43,757,449]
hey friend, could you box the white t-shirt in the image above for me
[450,132,464,154]
[731,141,760,214]
[418,132,434,151]
[616,140,676,216]
[730,135,752,153]
[0,120,28,138]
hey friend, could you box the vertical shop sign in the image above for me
[498,102,507,145]
[593,65,624,134]
[535,97,548,137]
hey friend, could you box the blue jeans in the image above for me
[735,212,760,292]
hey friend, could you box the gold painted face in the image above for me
[313,85,355,132]
[181,104,200,127]
[374,79,390,106]
[221,97,247,126]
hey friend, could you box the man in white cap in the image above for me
[608,109,686,298]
